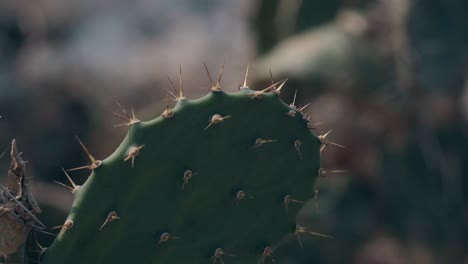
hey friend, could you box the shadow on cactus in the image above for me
[2,66,342,264]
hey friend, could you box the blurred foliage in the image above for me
[252,0,371,55]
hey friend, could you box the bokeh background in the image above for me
[0,0,467,263]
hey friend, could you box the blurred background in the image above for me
[0,0,467,263]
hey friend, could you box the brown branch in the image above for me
[0,139,42,264]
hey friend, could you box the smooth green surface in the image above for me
[43,90,320,264]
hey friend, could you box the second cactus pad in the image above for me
[43,88,321,264]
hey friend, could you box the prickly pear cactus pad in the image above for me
[43,79,324,264]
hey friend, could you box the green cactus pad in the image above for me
[43,88,321,264]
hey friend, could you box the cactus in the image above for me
[2,67,338,264]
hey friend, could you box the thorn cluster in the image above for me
[113,99,140,127]
[68,137,102,171]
